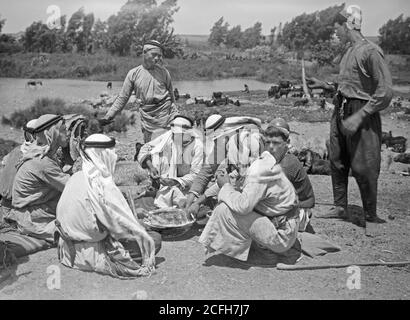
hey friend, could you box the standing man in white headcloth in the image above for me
[307,5,393,224]
[100,40,179,143]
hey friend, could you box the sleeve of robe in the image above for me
[165,69,176,104]
[40,157,70,192]
[218,181,268,216]
[362,48,394,115]
[137,134,166,168]
[105,69,135,120]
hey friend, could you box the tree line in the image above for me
[0,0,182,58]
[208,3,410,63]
[1,2,409,61]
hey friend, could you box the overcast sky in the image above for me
[1,0,408,36]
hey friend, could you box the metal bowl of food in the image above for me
[143,207,196,239]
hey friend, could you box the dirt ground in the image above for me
[1,95,410,300]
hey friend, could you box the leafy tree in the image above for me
[66,7,94,53]
[66,7,86,52]
[269,27,277,46]
[208,17,229,46]
[21,20,65,53]
[310,39,343,65]
[280,3,345,55]
[225,25,242,48]
[240,22,262,49]
[379,14,410,54]
[83,13,95,54]
[92,19,109,51]
[0,17,22,53]
[106,0,182,57]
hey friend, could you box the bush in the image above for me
[1,97,134,133]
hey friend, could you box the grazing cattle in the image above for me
[291,91,304,98]
[268,85,279,98]
[212,92,223,99]
[106,82,112,89]
[394,153,410,164]
[279,80,292,89]
[279,87,292,98]
[26,80,42,88]
[382,131,407,153]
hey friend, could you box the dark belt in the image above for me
[335,92,367,119]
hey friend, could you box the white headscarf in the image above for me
[20,118,38,154]
[17,119,64,168]
[81,134,156,273]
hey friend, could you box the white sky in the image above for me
[0,0,409,36]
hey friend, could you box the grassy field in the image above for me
[1,46,409,85]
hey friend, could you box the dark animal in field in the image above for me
[278,88,292,98]
[291,91,304,98]
[107,82,112,89]
[180,93,191,99]
[212,92,223,99]
[26,80,43,88]
[382,131,407,153]
[296,148,331,175]
[393,153,410,164]
[279,80,292,89]
[244,84,250,93]
[268,85,279,98]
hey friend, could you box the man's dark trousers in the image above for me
[329,95,382,218]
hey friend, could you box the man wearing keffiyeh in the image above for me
[307,5,393,225]
[8,114,70,241]
[0,118,38,224]
[56,134,161,278]
[101,40,179,143]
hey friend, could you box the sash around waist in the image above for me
[141,96,171,113]
[254,206,299,220]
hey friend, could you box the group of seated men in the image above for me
[0,111,315,277]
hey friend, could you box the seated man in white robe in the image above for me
[198,130,300,262]
[137,115,204,208]
[56,134,160,278]
[185,114,263,219]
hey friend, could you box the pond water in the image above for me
[0,77,271,116]
[0,77,409,117]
